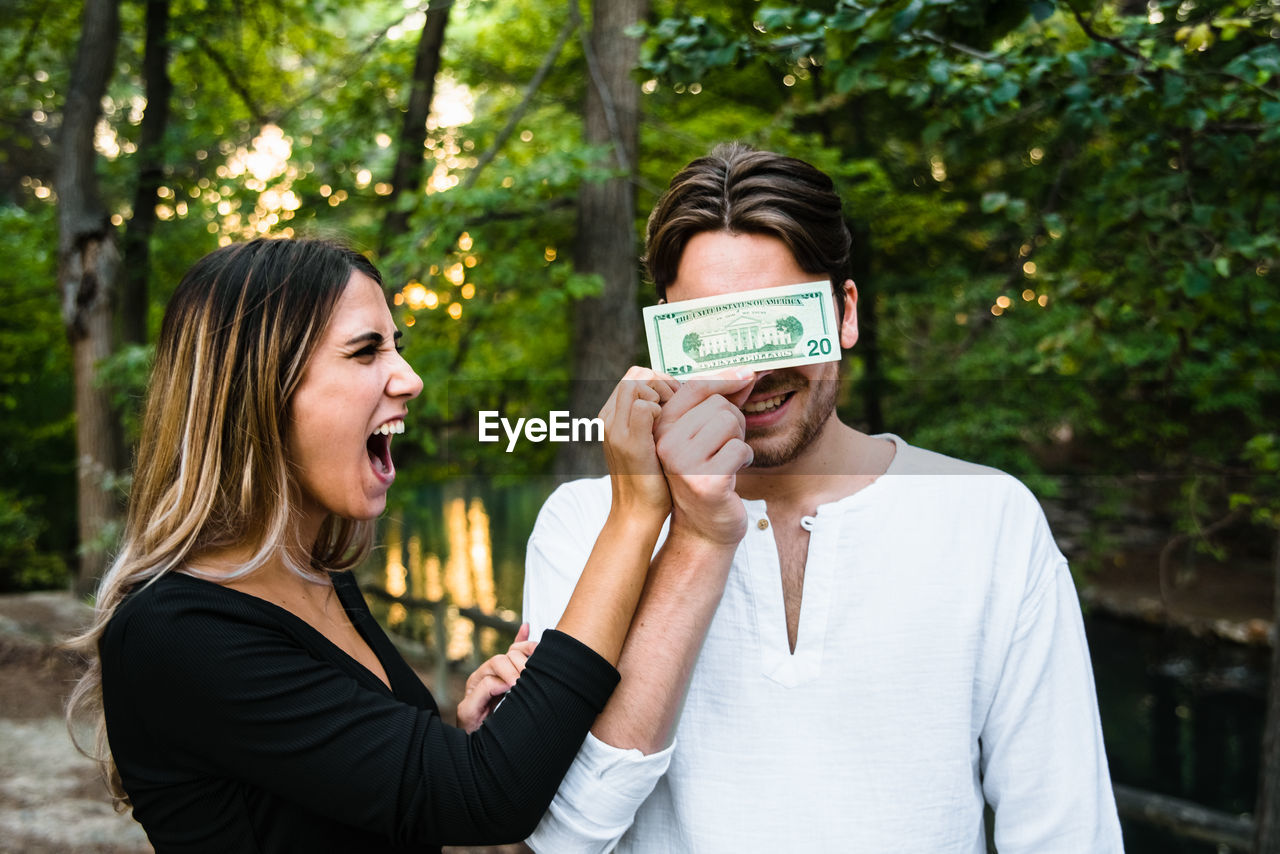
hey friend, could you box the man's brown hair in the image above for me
[644,142,853,306]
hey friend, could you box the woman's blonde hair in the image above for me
[66,237,384,806]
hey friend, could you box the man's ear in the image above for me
[839,279,859,349]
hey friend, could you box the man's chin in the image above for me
[744,436,805,470]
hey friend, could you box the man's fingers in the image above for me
[709,437,755,473]
[514,622,530,644]
[686,400,746,446]
[656,395,747,477]
[661,368,756,423]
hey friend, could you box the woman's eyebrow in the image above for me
[342,330,403,347]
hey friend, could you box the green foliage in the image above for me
[631,0,1280,560]
[0,488,69,592]
[381,137,615,480]
[97,343,154,447]
[1234,433,1280,526]
[0,203,75,588]
[4,0,1276,573]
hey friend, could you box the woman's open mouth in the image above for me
[366,419,404,481]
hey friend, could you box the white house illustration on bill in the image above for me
[683,311,804,361]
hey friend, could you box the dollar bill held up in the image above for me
[643,281,840,379]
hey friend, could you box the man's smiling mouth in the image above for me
[741,392,792,414]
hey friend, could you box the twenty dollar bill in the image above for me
[643,281,840,378]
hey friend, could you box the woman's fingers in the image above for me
[457,673,518,733]
[505,640,537,671]
[459,642,541,733]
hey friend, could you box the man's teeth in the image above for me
[742,393,788,414]
[372,420,405,436]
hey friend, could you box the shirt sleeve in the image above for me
[526,734,674,854]
[110,598,618,848]
[978,505,1124,853]
[521,480,674,853]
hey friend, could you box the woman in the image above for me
[66,237,677,852]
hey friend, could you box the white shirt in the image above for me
[522,436,1123,853]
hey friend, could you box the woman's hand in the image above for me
[456,623,537,733]
[599,366,680,520]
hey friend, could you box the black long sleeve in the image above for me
[100,571,618,853]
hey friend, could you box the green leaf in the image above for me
[981,192,1009,213]
[992,79,1019,104]
[1181,265,1211,297]
[836,64,860,93]
[892,0,924,35]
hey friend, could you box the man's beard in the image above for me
[745,374,840,469]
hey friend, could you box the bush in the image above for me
[0,488,70,592]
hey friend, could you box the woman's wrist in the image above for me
[602,498,670,536]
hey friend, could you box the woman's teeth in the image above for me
[742,393,788,414]
[372,419,405,436]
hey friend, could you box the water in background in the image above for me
[362,481,1267,853]
[361,480,556,660]
[1089,617,1265,853]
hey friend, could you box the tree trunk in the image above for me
[119,0,172,346]
[57,0,123,596]
[557,0,648,479]
[1255,526,1280,852]
[381,2,450,256]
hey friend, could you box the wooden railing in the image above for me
[1114,783,1254,850]
[365,588,522,708]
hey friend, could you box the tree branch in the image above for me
[193,32,268,126]
[1067,4,1148,64]
[915,29,1000,62]
[575,0,630,172]
[1158,506,1247,610]
[120,0,172,347]
[382,1,451,253]
[461,9,578,192]
[1207,69,1280,103]
[4,2,48,83]
[279,1,457,125]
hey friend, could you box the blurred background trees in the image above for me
[1,0,1276,602]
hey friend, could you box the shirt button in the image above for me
[756,518,770,530]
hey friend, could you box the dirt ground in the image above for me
[0,593,149,854]
[0,558,1272,854]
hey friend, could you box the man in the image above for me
[522,143,1122,852]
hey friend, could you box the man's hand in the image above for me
[456,623,537,733]
[654,368,756,547]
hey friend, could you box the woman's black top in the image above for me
[99,570,618,853]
